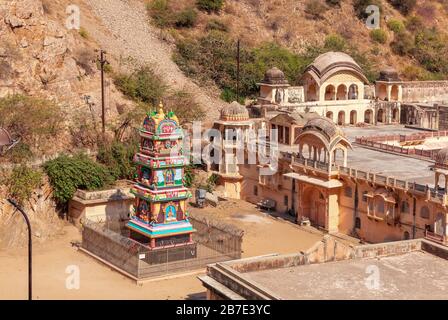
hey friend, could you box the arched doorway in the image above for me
[326,111,333,121]
[392,107,399,123]
[377,109,384,123]
[403,231,410,240]
[350,110,357,125]
[364,109,373,124]
[390,85,399,101]
[325,85,335,101]
[338,111,345,125]
[378,84,387,100]
[301,187,326,228]
[348,84,358,100]
[336,84,347,100]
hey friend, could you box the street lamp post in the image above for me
[7,199,32,300]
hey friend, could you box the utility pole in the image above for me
[236,39,240,102]
[7,199,32,300]
[97,49,108,137]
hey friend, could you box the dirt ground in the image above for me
[0,200,323,300]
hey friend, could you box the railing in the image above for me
[354,132,448,161]
[81,216,243,280]
[425,230,446,244]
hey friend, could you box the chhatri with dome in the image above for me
[253,51,448,130]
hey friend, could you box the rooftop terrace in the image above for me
[244,251,448,299]
[200,237,448,300]
[343,126,438,186]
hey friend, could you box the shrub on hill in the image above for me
[370,29,388,44]
[4,165,42,205]
[196,0,224,14]
[0,95,63,158]
[44,154,114,205]
[387,19,405,33]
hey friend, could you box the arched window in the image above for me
[403,231,410,240]
[348,84,358,100]
[420,206,430,219]
[325,85,336,101]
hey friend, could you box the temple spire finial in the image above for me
[159,101,164,113]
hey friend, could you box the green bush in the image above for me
[388,0,416,15]
[114,66,167,106]
[44,154,114,205]
[324,34,347,51]
[206,18,229,32]
[175,8,198,28]
[183,164,196,188]
[304,0,328,19]
[387,19,404,33]
[97,141,138,180]
[370,29,388,44]
[196,0,224,13]
[5,166,42,205]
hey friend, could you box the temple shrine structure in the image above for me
[126,103,195,251]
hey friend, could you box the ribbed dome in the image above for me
[301,117,345,141]
[436,148,448,166]
[262,67,289,85]
[220,101,249,121]
[378,67,401,82]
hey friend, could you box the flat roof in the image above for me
[242,251,448,300]
[343,126,436,186]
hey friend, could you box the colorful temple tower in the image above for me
[126,103,195,250]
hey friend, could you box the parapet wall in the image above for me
[202,237,447,300]
[402,81,448,103]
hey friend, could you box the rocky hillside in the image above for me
[0,0,223,123]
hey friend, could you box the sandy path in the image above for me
[0,201,322,300]
[84,0,223,120]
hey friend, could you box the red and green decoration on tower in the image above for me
[126,102,195,249]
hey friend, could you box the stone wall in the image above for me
[402,81,448,103]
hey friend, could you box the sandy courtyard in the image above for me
[0,200,322,300]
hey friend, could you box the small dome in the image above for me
[301,116,345,141]
[220,101,249,121]
[436,148,448,166]
[263,67,289,85]
[378,67,401,82]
